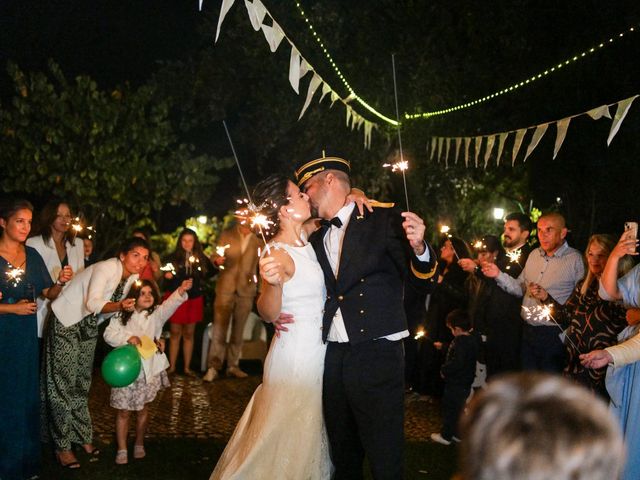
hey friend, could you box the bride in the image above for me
[210,174,332,480]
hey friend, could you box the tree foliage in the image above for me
[0,61,230,254]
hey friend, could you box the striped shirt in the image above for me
[495,242,585,326]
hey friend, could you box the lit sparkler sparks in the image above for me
[522,304,579,352]
[160,262,177,276]
[383,160,409,173]
[215,244,231,258]
[235,198,273,253]
[506,248,522,266]
[473,240,484,250]
[414,328,426,340]
[5,265,24,286]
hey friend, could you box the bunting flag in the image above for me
[437,137,444,163]
[261,22,284,52]
[346,106,353,127]
[454,137,462,164]
[429,137,437,161]
[483,135,496,169]
[215,0,236,42]
[330,91,339,106]
[244,0,266,31]
[587,105,611,120]
[444,138,451,168]
[464,137,471,167]
[523,123,548,162]
[427,94,637,167]
[608,95,638,145]
[474,137,482,168]
[553,118,570,159]
[319,82,331,103]
[288,47,302,93]
[299,73,323,120]
[512,129,527,166]
[496,132,508,166]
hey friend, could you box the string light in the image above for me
[406,24,637,120]
[294,2,398,126]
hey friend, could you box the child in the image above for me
[431,309,479,445]
[104,278,192,464]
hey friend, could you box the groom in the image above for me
[294,156,437,480]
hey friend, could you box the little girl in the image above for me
[104,278,192,465]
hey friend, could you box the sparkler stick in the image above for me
[391,54,410,212]
[522,304,580,352]
[222,121,271,254]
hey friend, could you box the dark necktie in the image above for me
[320,217,343,229]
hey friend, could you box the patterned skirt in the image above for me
[110,370,170,411]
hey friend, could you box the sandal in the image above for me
[56,450,81,469]
[115,449,128,465]
[133,445,146,459]
[82,444,101,456]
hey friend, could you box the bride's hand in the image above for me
[347,188,374,216]
[259,256,284,286]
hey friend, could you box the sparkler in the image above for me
[473,240,485,250]
[390,54,410,212]
[522,304,579,352]
[414,328,426,340]
[223,121,272,254]
[215,244,231,270]
[160,262,177,276]
[439,225,460,261]
[5,265,24,286]
[506,248,522,267]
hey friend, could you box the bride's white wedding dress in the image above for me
[210,242,332,480]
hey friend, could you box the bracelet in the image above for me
[56,280,66,287]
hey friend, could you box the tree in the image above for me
[0,61,231,255]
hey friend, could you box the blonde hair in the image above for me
[460,373,624,480]
[580,234,634,295]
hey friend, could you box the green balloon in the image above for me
[101,345,142,387]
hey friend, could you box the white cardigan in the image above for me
[51,257,138,327]
[104,289,187,380]
[26,235,85,337]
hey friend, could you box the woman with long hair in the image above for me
[163,228,214,376]
[26,200,85,339]
[42,236,149,469]
[0,198,71,480]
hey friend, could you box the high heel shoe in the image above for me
[56,450,81,469]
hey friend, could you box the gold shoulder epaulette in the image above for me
[370,201,395,208]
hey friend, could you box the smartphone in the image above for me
[624,222,638,240]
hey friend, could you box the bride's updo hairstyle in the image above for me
[251,174,290,241]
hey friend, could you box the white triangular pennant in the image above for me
[300,59,311,79]
[512,129,527,166]
[215,0,236,43]
[244,0,266,31]
[586,105,611,120]
[607,95,638,146]
[464,137,471,167]
[319,82,331,103]
[437,137,444,163]
[288,46,301,94]
[523,124,548,162]
[553,118,570,159]
[364,122,373,149]
[484,135,496,169]
[298,73,322,120]
[346,106,353,127]
[444,138,451,168]
[199,0,204,11]
[474,136,482,168]
[330,91,339,106]
[429,138,437,161]
[454,138,462,164]
[261,22,284,52]
[496,132,508,166]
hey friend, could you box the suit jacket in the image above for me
[26,235,85,336]
[51,257,138,327]
[213,227,262,298]
[310,206,437,344]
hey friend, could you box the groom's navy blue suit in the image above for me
[310,205,437,480]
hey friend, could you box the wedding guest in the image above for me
[82,236,98,266]
[0,198,71,480]
[27,200,85,339]
[42,237,149,469]
[132,227,162,284]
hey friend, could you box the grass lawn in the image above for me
[39,438,459,479]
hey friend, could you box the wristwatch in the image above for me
[56,280,66,287]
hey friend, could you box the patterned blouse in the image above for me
[552,278,627,397]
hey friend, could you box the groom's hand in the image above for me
[273,312,295,337]
[401,212,426,255]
